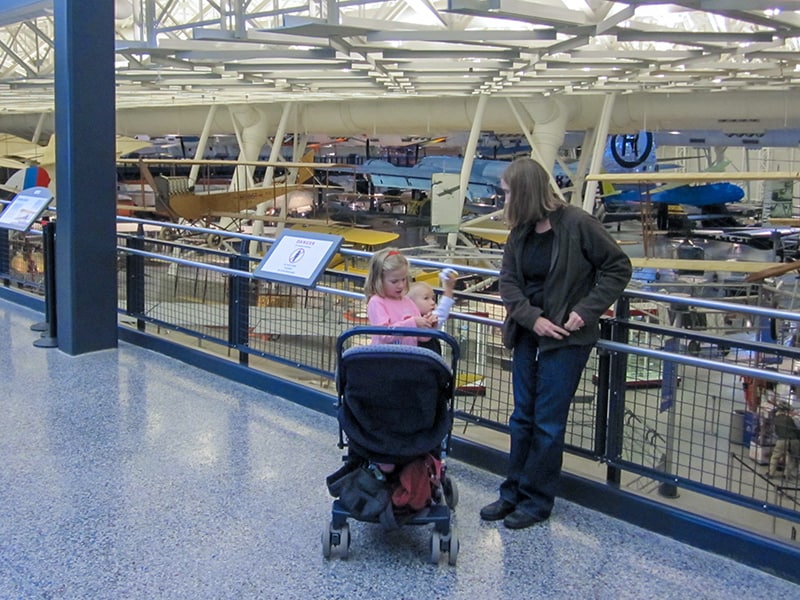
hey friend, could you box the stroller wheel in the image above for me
[429,530,441,564]
[447,527,459,566]
[322,522,351,560]
[321,524,333,559]
[338,523,351,559]
[322,526,332,559]
[443,477,459,509]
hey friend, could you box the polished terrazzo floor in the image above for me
[1,299,797,599]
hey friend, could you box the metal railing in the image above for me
[4,215,800,547]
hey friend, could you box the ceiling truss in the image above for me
[0,0,797,114]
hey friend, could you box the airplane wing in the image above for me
[691,226,799,250]
[358,158,499,199]
[366,171,424,191]
[289,222,399,247]
[744,260,800,282]
[9,137,50,166]
[358,160,431,191]
[0,134,45,159]
[629,257,797,274]
[0,156,27,169]
[115,135,153,157]
[169,185,308,220]
[459,210,509,244]
[5,134,152,169]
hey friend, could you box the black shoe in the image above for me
[480,499,515,521]
[503,509,545,530]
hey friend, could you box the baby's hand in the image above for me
[440,268,457,297]
[414,315,434,328]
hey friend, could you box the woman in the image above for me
[480,158,632,529]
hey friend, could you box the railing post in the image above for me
[658,305,684,498]
[125,225,146,331]
[33,220,57,348]
[595,325,611,458]
[229,243,251,366]
[604,295,630,485]
[0,226,9,285]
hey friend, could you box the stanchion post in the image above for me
[0,227,9,286]
[658,304,684,498]
[229,242,251,366]
[125,225,146,331]
[33,220,58,348]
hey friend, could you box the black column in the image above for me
[53,0,117,354]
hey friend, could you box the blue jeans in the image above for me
[499,330,592,519]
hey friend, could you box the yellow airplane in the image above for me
[288,221,399,248]
[459,209,509,245]
[117,155,410,260]
[119,151,331,221]
[288,221,401,275]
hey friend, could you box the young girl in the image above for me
[364,248,436,345]
[362,248,437,475]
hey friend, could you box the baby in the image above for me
[406,269,457,354]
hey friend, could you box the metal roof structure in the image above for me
[0,0,798,115]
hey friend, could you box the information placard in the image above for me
[253,230,343,288]
[0,186,53,232]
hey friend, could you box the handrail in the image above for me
[586,171,800,182]
[625,288,800,322]
[599,339,799,387]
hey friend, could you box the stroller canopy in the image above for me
[337,344,454,463]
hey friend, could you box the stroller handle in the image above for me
[336,326,460,363]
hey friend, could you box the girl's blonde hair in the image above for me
[502,157,565,229]
[364,247,410,299]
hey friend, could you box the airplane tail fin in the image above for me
[296,149,316,184]
[599,181,620,197]
[2,166,51,194]
[705,158,731,173]
[41,134,56,168]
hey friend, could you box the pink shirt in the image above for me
[366,295,423,345]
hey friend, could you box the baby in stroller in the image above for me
[323,327,461,565]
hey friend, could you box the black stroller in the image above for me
[323,326,461,565]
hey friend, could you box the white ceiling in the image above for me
[0,0,799,117]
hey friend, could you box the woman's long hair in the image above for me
[502,158,565,229]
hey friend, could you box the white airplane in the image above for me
[0,133,150,198]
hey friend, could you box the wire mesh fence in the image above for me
[0,226,46,292]
[10,222,780,545]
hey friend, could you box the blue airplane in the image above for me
[598,181,745,230]
[356,155,505,200]
[353,131,742,211]
[602,181,744,208]
[355,135,655,202]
